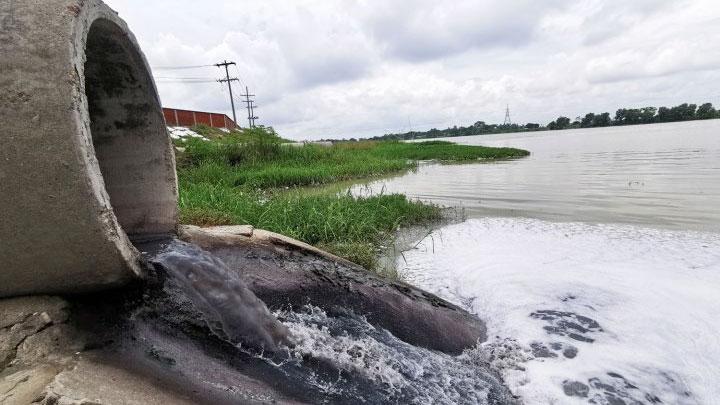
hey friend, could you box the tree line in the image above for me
[361,102,719,142]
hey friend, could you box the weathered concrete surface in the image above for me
[180,225,487,355]
[0,0,177,297]
[0,292,308,404]
[0,296,80,404]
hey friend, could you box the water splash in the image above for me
[149,239,291,352]
[274,306,517,404]
[145,239,515,403]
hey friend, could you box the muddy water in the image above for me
[350,120,720,404]
[354,120,720,231]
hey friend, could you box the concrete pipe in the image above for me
[0,0,178,297]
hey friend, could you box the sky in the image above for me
[104,0,720,140]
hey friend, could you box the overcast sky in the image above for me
[105,0,720,140]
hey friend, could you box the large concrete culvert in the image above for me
[0,0,178,297]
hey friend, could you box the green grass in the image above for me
[178,136,528,189]
[178,183,440,271]
[175,128,529,274]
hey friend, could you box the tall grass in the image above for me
[179,182,440,270]
[178,137,528,189]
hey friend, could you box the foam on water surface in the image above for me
[397,217,720,404]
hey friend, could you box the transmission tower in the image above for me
[215,61,239,125]
[503,104,512,126]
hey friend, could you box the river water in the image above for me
[353,120,720,404]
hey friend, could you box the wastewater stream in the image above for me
[146,239,516,404]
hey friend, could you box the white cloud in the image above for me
[356,1,569,61]
[105,0,720,140]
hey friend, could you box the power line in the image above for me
[216,60,240,126]
[152,64,215,70]
[153,76,216,80]
[152,61,258,128]
[231,64,249,94]
[155,80,218,84]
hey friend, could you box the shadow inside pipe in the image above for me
[84,18,176,240]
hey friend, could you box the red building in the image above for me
[163,107,238,129]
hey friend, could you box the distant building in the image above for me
[163,107,238,129]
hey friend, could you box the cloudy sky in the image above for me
[105,0,720,140]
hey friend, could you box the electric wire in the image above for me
[151,64,215,70]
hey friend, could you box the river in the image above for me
[352,120,720,404]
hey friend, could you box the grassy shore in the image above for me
[175,126,528,272]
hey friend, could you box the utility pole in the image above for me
[216,60,239,126]
[248,101,258,127]
[240,86,257,128]
[503,104,512,126]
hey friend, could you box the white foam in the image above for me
[398,218,720,404]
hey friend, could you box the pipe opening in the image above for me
[84,19,176,241]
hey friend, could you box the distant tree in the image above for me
[614,109,625,125]
[580,113,595,128]
[656,103,697,122]
[615,108,643,125]
[656,106,672,122]
[359,101,714,143]
[548,116,571,130]
[592,112,612,127]
[640,107,657,123]
[697,103,718,120]
[674,103,697,121]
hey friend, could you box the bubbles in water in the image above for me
[274,306,517,404]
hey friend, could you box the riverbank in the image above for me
[174,127,528,272]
